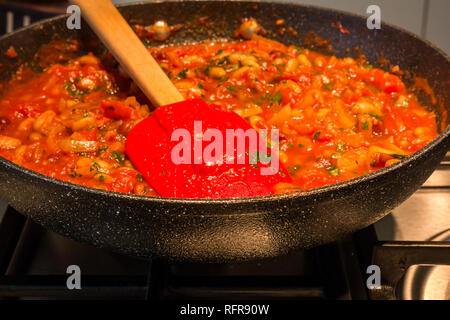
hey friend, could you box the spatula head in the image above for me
[126,99,291,198]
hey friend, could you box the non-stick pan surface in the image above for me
[0,1,448,262]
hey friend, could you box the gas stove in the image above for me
[0,1,448,302]
[0,152,448,300]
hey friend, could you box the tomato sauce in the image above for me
[0,36,438,196]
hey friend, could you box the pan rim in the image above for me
[0,0,448,207]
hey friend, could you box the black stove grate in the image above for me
[0,205,373,300]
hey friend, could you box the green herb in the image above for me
[215,49,223,56]
[287,143,294,149]
[64,82,89,101]
[362,121,369,130]
[326,165,339,176]
[390,154,407,159]
[367,112,383,120]
[197,83,204,89]
[92,161,101,171]
[367,85,379,93]
[365,64,373,70]
[167,71,172,79]
[115,134,126,142]
[278,171,286,178]
[111,151,123,163]
[323,84,333,91]
[86,125,95,130]
[99,175,105,182]
[216,56,229,65]
[226,85,236,92]
[97,146,109,154]
[402,101,409,108]
[298,143,304,148]
[218,76,229,85]
[177,69,188,79]
[161,170,165,176]
[231,64,239,70]
[313,131,321,139]
[336,143,346,152]
[270,91,282,103]
[137,173,143,182]
[287,165,301,176]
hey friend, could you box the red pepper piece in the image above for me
[126,99,291,198]
[364,69,405,94]
[101,100,137,120]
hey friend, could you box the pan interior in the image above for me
[0,0,448,203]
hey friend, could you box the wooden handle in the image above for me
[71,0,184,107]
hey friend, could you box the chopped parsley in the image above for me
[326,166,339,176]
[390,154,407,159]
[362,121,369,130]
[313,131,321,139]
[367,85,380,93]
[92,161,101,171]
[270,91,282,103]
[226,85,237,92]
[336,143,346,152]
[63,82,89,101]
[367,112,383,120]
[177,69,188,79]
[287,165,301,176]
[111,151,123,163]
[97,146,109,154]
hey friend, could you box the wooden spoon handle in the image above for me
[71,0,184,107]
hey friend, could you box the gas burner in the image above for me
[400,229,450,300]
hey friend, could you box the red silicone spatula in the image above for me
[73,0,291,198]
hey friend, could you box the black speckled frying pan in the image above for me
[0,1,448,262]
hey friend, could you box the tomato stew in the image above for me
[0,36,438,196]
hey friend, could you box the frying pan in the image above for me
[0,1,448,262]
